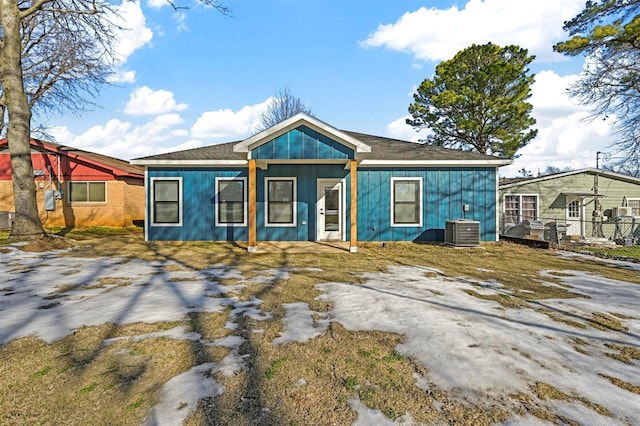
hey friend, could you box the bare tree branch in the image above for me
[0,0,230,239]
[258,87,312,131]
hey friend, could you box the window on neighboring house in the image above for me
[625,197,640,216]
[266,178,296,226]
[391,177,422,226]
[152,178,181,225]
[69,181,106,203]
[504,194,538,223]
[216,177,246,226]
[568,200,580,218]
[521,195,537,221]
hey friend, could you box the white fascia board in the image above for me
[130,159,247,167]
[360,159,512,167]
[235,113,371,154]
[257,159,348,165]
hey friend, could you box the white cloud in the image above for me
[362,0,585,63]
[503,69,613,176]
[502,111,613,177]
[386,115,430,142]
[529,70,585,119]
[385,68,615,177]
[108,69,136,84]
[111,0,154,64]
[191,99,272,140]
[174,12,189,32]
[98,0,153,83]
[71,119,133,150]
[124,86,188,116]
[147,0,169,9]
[48,98,276,160]
[49,113,191,160]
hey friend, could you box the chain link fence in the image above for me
[499,213,640,248]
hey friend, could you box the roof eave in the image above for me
[130,159,248,167]
[360,159,512,167]
[499,167,640,189]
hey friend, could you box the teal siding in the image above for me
[147,168,248,241]
[257,164,348,241]
[252,125,354,160]
[357,168,497,241]
[147,165,349,242]
[146,166,498,242]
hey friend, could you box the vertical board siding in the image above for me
[252,126,354,160]
[358,167,497,242]
[257,164,348,241]
[147,168,248,241]
[147,166,498,242]
[147,164,349,242]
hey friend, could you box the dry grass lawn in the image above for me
[1,229,639,425]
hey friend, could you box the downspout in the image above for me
[57,154,61,187]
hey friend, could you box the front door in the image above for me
[317,179,343,241]
[566,197,583,236]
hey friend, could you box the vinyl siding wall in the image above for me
[499,172,640,220]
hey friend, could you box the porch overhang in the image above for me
[561,192,607,198]
[562,192,606,207]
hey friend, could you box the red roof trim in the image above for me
[0,138,143,179]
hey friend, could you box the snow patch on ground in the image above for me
[103,326,201,345]
[144,363,223,426]
[317,266,640,424]
[349,398,418,425]
[557,251,640,271]
[272,302,329,345]
[3,246,640,425]
[0,250,242,344]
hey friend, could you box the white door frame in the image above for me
[316,178,345,241]
[566,196,584,237]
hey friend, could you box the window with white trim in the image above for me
[503,194,538,223]
[151,178,181,225]
[216,177,247,226]
[69,181,106,203]
[266,178,296,226]
[391,177,422,226]
[567,200,580,218]
[624,197,640,216]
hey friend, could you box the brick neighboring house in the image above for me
[0,139,144,228]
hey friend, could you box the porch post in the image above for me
[248,159,257,252]
[350,159,358,253]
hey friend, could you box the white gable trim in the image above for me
[232,112,371,157]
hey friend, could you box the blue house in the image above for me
[131,114,511,252]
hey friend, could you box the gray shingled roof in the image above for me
[133,132,505,162]
[134,140,244,162]
[343,131,505,162]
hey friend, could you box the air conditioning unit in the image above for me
[612,206,633,217]
[445,219,480,247]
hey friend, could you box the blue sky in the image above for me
[44,0,613,177]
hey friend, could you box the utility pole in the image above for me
[593,152,603,237]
